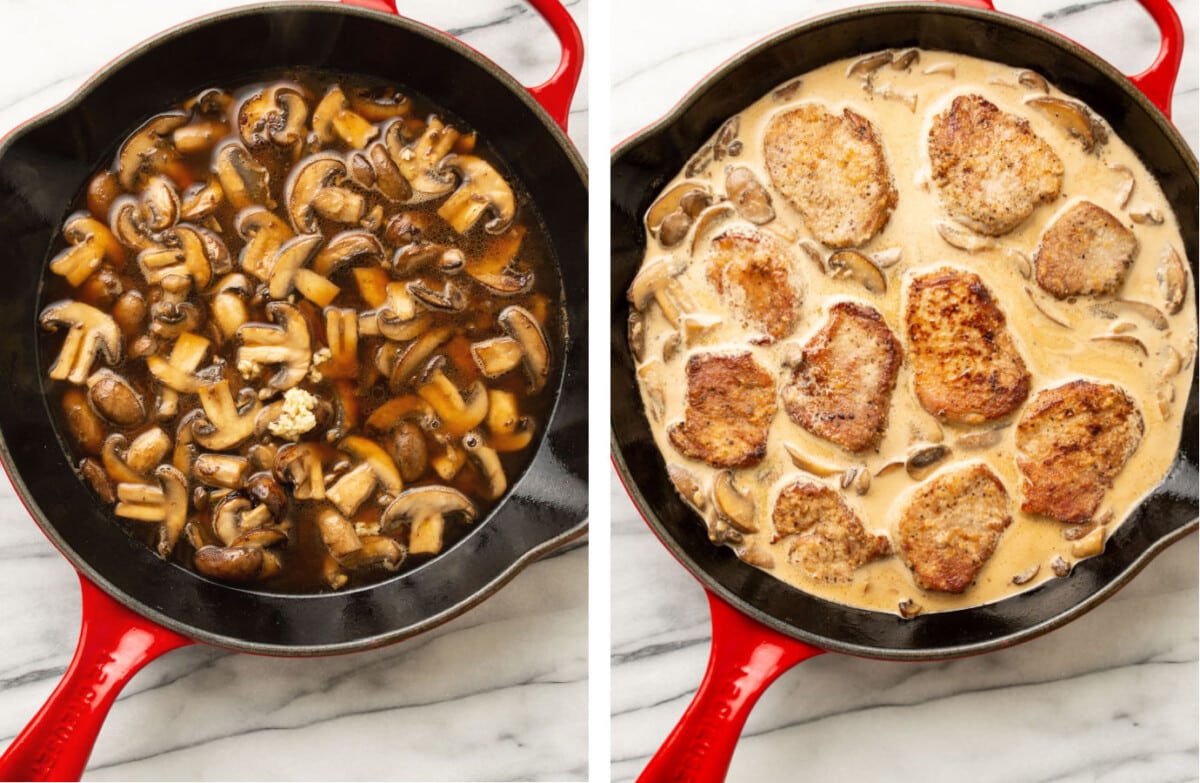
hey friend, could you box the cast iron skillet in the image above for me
[0,1,586,779]
[611,0,1197,779]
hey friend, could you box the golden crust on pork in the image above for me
[905,268,1031,424]
[667,352,777,469]
[1034,201,1138,298]
[772,479,890,582]
[781,301,901,452]
[1015,380,1144,524]
[895,463,1012,593]
[763,104,897,249]
[928,94,1064,236]
[706,228,802,341]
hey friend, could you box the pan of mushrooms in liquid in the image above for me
[611,0,1196,780]
[0,1,586,779]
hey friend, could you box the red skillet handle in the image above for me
[339,0,583,132]
[936,0,1181,117]
[0,575,191,781]
[637,592,825,783]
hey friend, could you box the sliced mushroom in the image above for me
[416,360,488,436]
[236,302,312,392]
[86,369,145,427]
[108,196,157,252]
[50,214,126,287]
[463,225,534,295]
[388,421,429,483]
[782,443,841,477]
[1017,70,1049,93]
[173,119,229,156]
[192,379,261,450]
[1129,207,1164,225]
[385,116,458,199]
[86,170,121,221]
[435,154,515,235]
[462,430,506,500]
[180,179,225,222]
[113,464,189,557]
[316,506,363,559]
[645,181,710,237]
[847,51,892,77]
[102,428,171,485]
[62,388,105,454]
[320,307,359,380]
[689,203,736,255]
[312,230,384,277]
[365,394,437,433]
[236,207,295,282]
[211,495,274,546]
[146,331,211,393]
[274,442,326,500]
[498,306,550,392]
[1158,245,1187,315]
[340,535,406,571]
[827,250,886,294]
[116,112,189,190]
[285,154,365,233]
[470,336,523,377]
[906,443,948,480]
[627,255,689,323]
[340,434,404,495]
[209,273,252,340]
[268,234,340,306]
[891,48,920,70]
[192,453,251,489]
[381,485,477,556]
[1090,333,1148,355]
[1111,299,1169,331]
[325,462,378,516]
[214,142,275,210]
[40,300,123,385]
[1026,96,1107,152]
[237,83,309,149]
[1024,286,1071,328]
[1107,163,1135,209]
[711,470,756,534]
[935,221,995,252]
[725,166,774,225]
[193,545,267,582]
[348,86,411,122]
[387,325,453,388]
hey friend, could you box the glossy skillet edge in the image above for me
[610,2,1198,661]
[0,3,587,655]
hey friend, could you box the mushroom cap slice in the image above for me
[285,154,360,234]
[386,117,458,199]
[236,302,313,391]
[436,154,516,235]
[194,545,266,582]
[116,112,189,190]
[274,442,326,500]
[86,369,145,427]
[313,230,384,277]
[40,300,123,384]
[267,234,324,301]
[382,485,476,532]
[193,379,261,451]
[214,142,275,210]
[498,306,550,392]
[51,214,125,287]
[462,431,506,500]
[236,207,295,281]
[238,83,309,148]
[340,434,404,495]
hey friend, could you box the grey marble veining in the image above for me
[610,1,1198,781]
[0,1,587,780]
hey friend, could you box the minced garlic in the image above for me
[237,359,262,381]
[268,388,319,441]
[309,347,332,383]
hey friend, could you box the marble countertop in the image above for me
[0,1,587,781]
[610,1,1198,781]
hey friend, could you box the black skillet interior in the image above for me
[611,3,1198,660]
[0,4,587,654]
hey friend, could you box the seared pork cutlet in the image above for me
[1034,201,1138,298]
[928,94,1064,236]
[668,352,777,469]
[772,479,890,582]
[781,301,901,451]
[763,104,897,249]
[706,228,802,342]
[1015,380,1144,523]
[895,463,1012,593]
[905,268,1031,424]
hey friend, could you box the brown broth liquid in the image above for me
[40,70,562,593]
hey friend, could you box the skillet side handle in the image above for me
[523,0,585,133]
[0,576,191,782]
[1128,0,1183,119]
[338,0,582,133]
[637,592,825,783]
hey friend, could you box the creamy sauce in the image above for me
[630,50,1197,616]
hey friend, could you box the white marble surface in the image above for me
[0,1,587,781]
[610,1,1198,781]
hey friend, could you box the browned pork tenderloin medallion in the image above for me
[905,268,1031,424]
[705,228,802,341]
[771,479,890,582]
[1015,380,1144,524]
[1034,201,1138,298]
[895,463,1012,593]
[668,352,776,468]
[928,94,1064,236]
[763,104,897,249]
[781,301,901,452]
